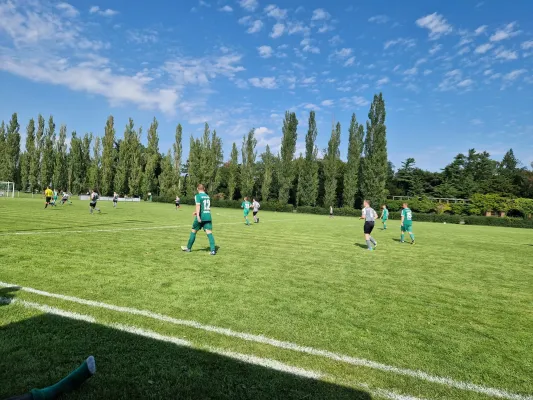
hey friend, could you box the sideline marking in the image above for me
[1,282,531,400]
[2,297,426,400]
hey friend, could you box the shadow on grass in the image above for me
[0,313,371,400]
[354,243,369,249]
[0,286,20,306]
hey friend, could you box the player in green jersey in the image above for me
[380,205,389,230]
[181,184,216,255]
[241,197,252,226]
[400,203,415,244]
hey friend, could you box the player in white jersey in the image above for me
[252,198,260,223]
[359,199,378,251]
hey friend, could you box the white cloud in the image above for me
[340,96,369,109]
[89,6,118,17]
[257,45,273,58]
[376,77,389,86]
[321,99,334,106]
[521,40,533,50]
[415,13,452,40]
[438,69,473,91]
[494,47,518,61]
[301,76,316,85]
[429,43,442,55]
[247,20,264,33]
[423,69,432,75]
[384,38,416,50]
[490,22,520,42]
[219,5,233,12]
[249,77,277,89]
[301,38,320,54]
[318,24,334,33]
[303,103,320,110]
[239,0,258,12]
[329,35,342,45]
[56,2,79,17]
[458,46,470,55]
[344,56,355,67]
[368,15,389,24]
[404,67,418,75]
[270,23,285,38]
[470,118,483,125]
[264,5,287,19]
[474,25,487,35]
[286,21,311,36]
[334,48,352,58]
[311,8,330,21]
[475,43,493,54]
[457,79,473,88]
[504,69,527,81]
[127,29,158,44]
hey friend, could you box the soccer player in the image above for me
[60,191,71,205]
[400,203,415,244]
[175,196,181,210]
[181,184,216,255]
[241,197,252,226]
[44,186,53,209]
[89,190,101,214]
[329,206,333,218]
[380,204,389,230]
[359,200,378,251]
[112,192,118,208]
[252,198,260,223]
[53,189,58,206]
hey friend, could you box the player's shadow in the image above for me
[200,246,221,252]
[354,243,369,249]
[1,312,372,400]
[0,285,20,307]
[391,238,402,243]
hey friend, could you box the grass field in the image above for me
[1,197,532,400]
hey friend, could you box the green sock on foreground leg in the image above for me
[14,356,96,400]
[400,233,405,242]
[207,233,216,252]
[187,232,197,250]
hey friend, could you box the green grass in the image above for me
[1,198,532,400]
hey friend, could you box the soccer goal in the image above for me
[0,182,15,198]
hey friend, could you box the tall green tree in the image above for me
[323,122,341,207]
[82,133,93,191]
[40,116,56,188]
[195,124,223,193]
[0,122,5,181]
[30,115,45,191]
[361,93,388,206]
[278,111,298,204]
[5,113,21,186]
[88,136,102,191]
[228,142,239,200]
[158,150,175,196]
[53,124,68,190]
[68,132,83,193]
[173,124,183,194]
[241,129,257,197]
[21,118,36,192]
[297,111,319,206]
[261,145,274,201]
[115,119,135,194]
[101,116,116,195]
[143,117,160,195]
[343,113,364,208]
[129,126,144,196]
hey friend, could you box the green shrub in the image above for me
[384,200,403,211]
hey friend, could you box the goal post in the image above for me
[0,182,15,198]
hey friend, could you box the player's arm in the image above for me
[359,210,365,220]
[400,212,404,225]
[195,202,201,222]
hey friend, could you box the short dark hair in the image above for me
[197,184,205,191]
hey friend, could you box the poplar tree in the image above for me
[40,116,55,188]
[81,133,93,191]
[53,124,68,190]
[241,128,257,197]
[115,119,135,194]
[158,150,175,196]
[323,122,341,207]
[361,93,388,206]
[30,115,45,190]
[21,118,36,192]
[173,124,183,193]
[0,121,6,180]
[101,116,116,195]
[228,142,239,200]
[278,111,298,204]
[261,145,274,201]
[144,117,161,195]
[129,126,143,196]
[343,113,364,208]
[88,136,102,191]
[297,111,319,206]
[4,113,21,186]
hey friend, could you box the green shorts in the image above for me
[401,223,412,232]
[192,219,213,231]
[382,218,388,222]
[243,211,249,217]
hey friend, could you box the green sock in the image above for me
[401,233,404,242]
[207,233,216,252]
[384,222,387,229]
[31,356,95,400]
[246,218,249,225]
[187,232,196,249]
[410,233,415,241]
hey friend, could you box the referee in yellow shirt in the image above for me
[44,186,53,208]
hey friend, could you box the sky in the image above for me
[0,0,532,171]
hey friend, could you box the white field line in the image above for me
[2,297,426,400]
[0,283,530,400]
[0,219,297,237]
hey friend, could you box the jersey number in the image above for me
[203,199,211,211]
[406,211,412,220]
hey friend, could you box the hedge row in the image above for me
[152,195,533,229]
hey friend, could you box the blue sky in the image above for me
[0,0,532,171]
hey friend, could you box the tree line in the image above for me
[1,92,531,208]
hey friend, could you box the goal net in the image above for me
[0,182,15,198]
